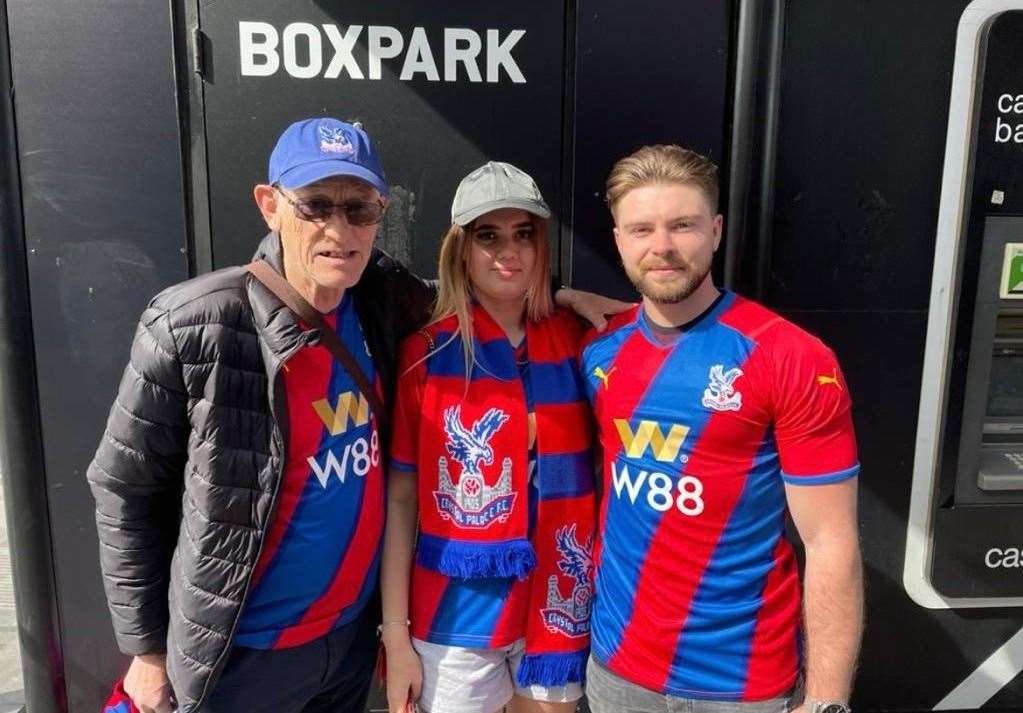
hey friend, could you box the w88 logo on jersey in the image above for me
[610,461,705,516]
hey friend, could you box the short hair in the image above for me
[605,145,720,217]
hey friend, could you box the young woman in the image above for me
[381,162,596,713]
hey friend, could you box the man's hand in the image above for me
[383,629,422,713]
[124,654,174,713]
[555,287,632,332]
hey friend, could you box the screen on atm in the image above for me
[987,347,1023,418]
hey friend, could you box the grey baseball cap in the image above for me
[451,161,552,226]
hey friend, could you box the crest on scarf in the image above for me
[434,405,517,529]
[318,125,355,156]
[541,525,593,638]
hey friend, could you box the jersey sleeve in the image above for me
[389,332,430,474]
[770,331,859,485]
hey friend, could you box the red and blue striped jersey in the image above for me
[235,293,384,649]
[579,291,858,700]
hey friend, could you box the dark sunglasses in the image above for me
[274,186,386,226]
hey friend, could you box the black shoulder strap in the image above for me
[246,260,387,431]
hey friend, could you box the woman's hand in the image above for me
[383,629,422,713]
[555,287,632,332]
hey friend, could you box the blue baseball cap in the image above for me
[268,117,389,197]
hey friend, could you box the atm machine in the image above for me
[906,4,1023,607]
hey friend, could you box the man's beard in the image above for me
[624,256,712,305]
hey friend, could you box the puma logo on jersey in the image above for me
[817,370,842,389]
[593,366,615,389]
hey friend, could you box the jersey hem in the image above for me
[592,651,799,702]
[389,458,416,473]
[234,600,365,650]
[413,628,521,648]
[782,463,860,485]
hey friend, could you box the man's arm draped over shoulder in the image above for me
[87,305,190,655]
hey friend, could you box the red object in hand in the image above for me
[103,679,140,713]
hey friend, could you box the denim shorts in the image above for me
[585,656,800,713]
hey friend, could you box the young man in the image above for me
[579,145,863,713]
[87,117,620,713]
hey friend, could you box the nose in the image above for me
[649,226,673,255]
[320,209,354,237]
[495,235,519,260]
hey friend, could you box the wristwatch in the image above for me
[810,701,851,713]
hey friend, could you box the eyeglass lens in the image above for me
[294,198,385,226]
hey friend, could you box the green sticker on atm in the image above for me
[1002,243,1023,299]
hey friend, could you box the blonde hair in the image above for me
[429,214,553,380]
[605,144,719,217]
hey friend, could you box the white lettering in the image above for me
[238,22,527,83]
[985,547,1023,568]
[486,29,526,83]
[400,27,440,81]
[323,24,364,79]
[282,23,322,79]
[997,93,1023,114]
[444,28,483,82]
[351,437,371,476]
[986,548,1001,568]
[306,435,379,488]
[611,461,705,516]
[611,462,646,504]
[309,448,345,488]
[368,25,404,80]
[647,472,674,511]
[995,115,1023,143]
[677,475,705,516]
[239,21,279,77]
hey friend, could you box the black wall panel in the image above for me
[768,1,1023,709]
[6,0,189,711]
[568,0,731,299]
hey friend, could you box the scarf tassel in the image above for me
[515,650,588,688]
[417,536,536,580]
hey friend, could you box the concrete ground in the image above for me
[0,474,24,713]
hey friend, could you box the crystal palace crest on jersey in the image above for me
[541,525,593,638]
[702,364,744,412]
[434,405,517,529]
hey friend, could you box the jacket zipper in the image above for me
[195,336,309,707]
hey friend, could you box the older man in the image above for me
[88,117,618,713]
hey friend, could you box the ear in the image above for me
[613,225,622,252]
[253,184,280,231]
[712,214,723,252]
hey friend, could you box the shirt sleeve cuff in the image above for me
[781,463,860,485]
[389,458,417,473]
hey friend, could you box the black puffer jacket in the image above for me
[86,233,433,712]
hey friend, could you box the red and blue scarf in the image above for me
[414,305,595,686]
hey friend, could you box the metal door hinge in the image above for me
[192,27,208,79]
